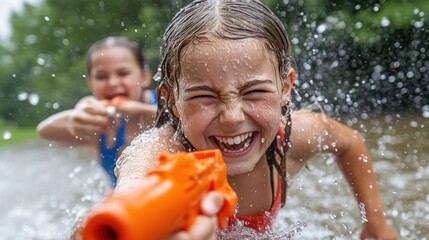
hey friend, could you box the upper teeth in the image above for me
[215,132,252,145]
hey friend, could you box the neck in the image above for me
[227,155,277,216]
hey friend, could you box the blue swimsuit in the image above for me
[99,116,126,187]
[99,90,157,187]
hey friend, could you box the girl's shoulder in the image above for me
[287,109,335,165]
[115,125,184,189]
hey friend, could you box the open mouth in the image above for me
[107,93,128,100]
[213,132,254,153]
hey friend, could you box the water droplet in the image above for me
[358,154,369,163]
[380,17,390,27]
[414,20,424,28]
[17,91,28,101]
[28,93,39,105]
[3,131,12,140]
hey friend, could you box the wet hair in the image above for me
[86,36,146,75]
[155,0,293,206]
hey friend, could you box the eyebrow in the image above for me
[184,85,215,93]
[184,79,275,93]
[242,79,275,89]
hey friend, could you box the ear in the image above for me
[280,68,295,106]
[163,85,180,118]
[171,95,180,118]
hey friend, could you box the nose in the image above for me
[107,75,120,87]
[219,102,245,126]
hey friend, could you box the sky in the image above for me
[0,0,40,39]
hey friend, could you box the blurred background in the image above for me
[0,0,427,128]
[0,0,428,239]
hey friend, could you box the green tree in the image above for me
[1,0,174,126]
[1,0,428,127]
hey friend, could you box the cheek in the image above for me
[89,82,105,98]
[178,102,214,143]
[246,97,281,124]
[124,79,143,97]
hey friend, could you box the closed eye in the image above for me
[95,75,108,81]
[241,79,277,95]
[190,95,216,99]
[245,89,270,94]
[118,69,130,77]
[243,87,275,97]
[185,85,217,101]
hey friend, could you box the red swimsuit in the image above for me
[228,129,285,232]
[228,176,282,232]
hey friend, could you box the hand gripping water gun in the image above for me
[81,149,238,240]
[105,96,128,118]
[100,96,129,187]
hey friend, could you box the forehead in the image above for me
[180,38,277,75]
[182,38,273,62]
[90,46,135,64]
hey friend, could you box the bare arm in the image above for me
[37,95,157,146]
[113,125,219,240]
[114,97,157,122]
[37,96,108,146]
[288,110,396,239]
[115,125,183,190]
[37,109,80,144]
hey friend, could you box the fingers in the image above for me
[166,192,224,240]
[188,216,217,240]
[167,216,216,240]
[68,100,110,138]
[201,191,224,216]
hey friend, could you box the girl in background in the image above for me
[37,36,157,187]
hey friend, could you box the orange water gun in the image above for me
[105,96,128,118]
[81,149,237,240]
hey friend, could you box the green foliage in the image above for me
[0,119,38,146]
[0,0,427,127]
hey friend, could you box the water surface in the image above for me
[0,113,427,239]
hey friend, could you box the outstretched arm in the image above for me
[289,110,397,239]
[331,120,396,239]
[114,125,220,240]
[37,96,108,146]
[115,125,181,190]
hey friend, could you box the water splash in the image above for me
[3,130,12,140]
[218,220,307,240]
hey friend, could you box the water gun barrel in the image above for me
[82,149,237,240]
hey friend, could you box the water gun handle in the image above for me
[82,149,237,240]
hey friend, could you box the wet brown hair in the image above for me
[155,0,292,127]
[86,36,146,75]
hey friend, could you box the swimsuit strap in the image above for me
[99,116,127,187]
[148,89,158,105]
[266,128,287,208]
